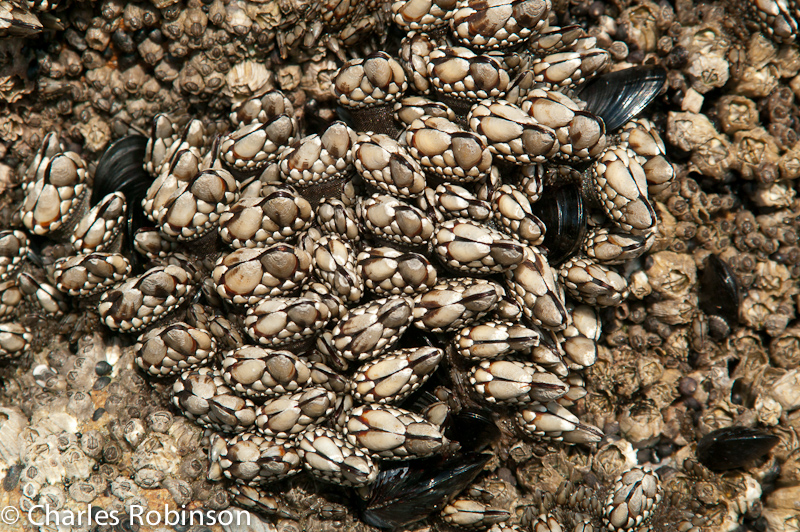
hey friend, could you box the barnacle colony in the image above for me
[1,0,675,528]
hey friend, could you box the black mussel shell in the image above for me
[445,408,500,453]
[578,66,667,132]
[360,452,491,529]
[531,185,586,266]
[92,135,152,246]
[91,135,151,206]
[697,427,779,471]
[699,255,741,337]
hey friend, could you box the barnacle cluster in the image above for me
[0,0,386,163]
[0,0,681,529]
[1,0,800,530]
[746,0,800,45]
[583,2,800,530]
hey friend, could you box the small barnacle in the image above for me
[183,7,207,38]
[620,1,661,52]
[644,251,696,299]
[145,411,173,433]
[68,480,99,503]
[731,56,780,98]
[176,64,205,95]
[769,325,800,368]
[63,445,93,481]
[162,478,192,507]
[79,430,104,461]
[731,128,781,180]
[685,52,730,94]
[179,453,206,480]
[120,64,148,96]
[225,61,274,104]
[134,466,165,489]
[58,49,82,78]
[618,399,664,449]
[66,391,93,419]
[137,37,164,66]
[39,484,67,511]
[752,181,796,208]
[102,440,123,464]
[740,288,788,333]
[84,25,110,52]
[716,95,758,134]
[225,3,253,36]
[666,111,720,154]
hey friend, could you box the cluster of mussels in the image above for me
[0,0,680,529]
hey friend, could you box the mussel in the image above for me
[360,406,499,528]
[531,185,586,266]
[360,452,491,528]
[91,135,151,207]
[444,408,501,453]
[699,255,741,338]
[91,135,152,239]
[697,426,779,471]
[578,66,667,132]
